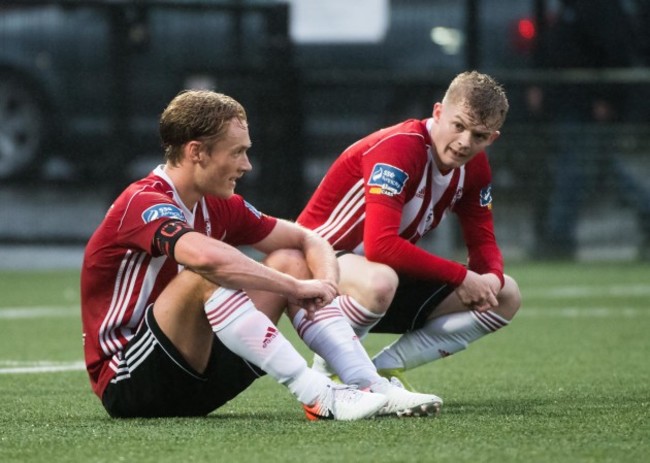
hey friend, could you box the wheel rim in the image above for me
[0,78,45,177]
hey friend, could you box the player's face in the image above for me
[430,100,500,171]
[199,118,252,198]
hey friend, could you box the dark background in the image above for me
[1,0,649,263]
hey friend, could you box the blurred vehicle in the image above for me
[294,0,534,169]
[0,0,533,181]
[0,0,284,180]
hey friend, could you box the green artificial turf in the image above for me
[0,263,648,462]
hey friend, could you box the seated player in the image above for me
[81,90,442,420]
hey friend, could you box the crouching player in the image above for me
[298,71,522,390]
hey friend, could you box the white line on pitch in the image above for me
[519,307,646,317]
[0,306,77,319]
[524,284,650,298]
[0,360,85,374]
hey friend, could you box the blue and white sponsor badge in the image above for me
[367,163,409,196]
[244,200,262,219]
[479,185,493,209]
[141,203,186,223]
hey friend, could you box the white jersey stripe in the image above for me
[100,251,146,356]
[99,250,135,356]
[110,253,146,347]
[129,256,165,334]
[118,183,152,231]
[332,213,366,250]
[106,251,145,353]
[104,251,140,352]
[321,192,365,242]
[315,187,363,239]
[314,180,364,238]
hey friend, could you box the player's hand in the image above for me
[454,270,499,312]
[288,279,338,320]
[482,273,502,297]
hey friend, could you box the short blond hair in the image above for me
[443,71,509,130]
[159,90,247,165]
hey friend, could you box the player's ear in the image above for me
[486,130,500,145]
[432,102,443,121]
[185,141,203,163]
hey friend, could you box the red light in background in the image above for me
[518,18,536,40]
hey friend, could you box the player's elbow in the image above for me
[180,244,230,275]
[364,238,402,269]
[363,240,386,264]
[188,252,216,272]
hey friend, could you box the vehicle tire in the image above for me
[0,73,47,179]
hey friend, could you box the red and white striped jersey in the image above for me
[298,118,503,286]
[81,166,276,399]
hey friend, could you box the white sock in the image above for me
[293,299,381,388]
[205,287,327,404]
[338,295,384,340]
[372,310,509,371]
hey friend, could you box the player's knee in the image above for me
[497,275,522,320]
[263,249,309,279]
[364,263,398,313]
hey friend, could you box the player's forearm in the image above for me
[303,231,339,283]
[366,236,467,286]
[364,202,466,285]
[195,252,299,296]
[175,232,299,296]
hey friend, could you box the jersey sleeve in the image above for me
[209,195,278,246]
[453,153,504,286]
[361,134,467,285]
[364,202,467,285]
[117,190,189,256]
[361,134,425,211]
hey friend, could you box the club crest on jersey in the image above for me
[479,185,493,210]
[141,204,186,223]
[450,187,464,210]
[244,200,262,218]
[368,163,409,196]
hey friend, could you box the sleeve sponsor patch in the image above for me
[367,163,409,196]
[479,185,493,209]
[244,200,262,219]
[141,203,186,223]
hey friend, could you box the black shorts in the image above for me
[102,305,265,418]
[370,275,455,334]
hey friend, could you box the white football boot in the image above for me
[303,383,388,421]
[371,376,443,417]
